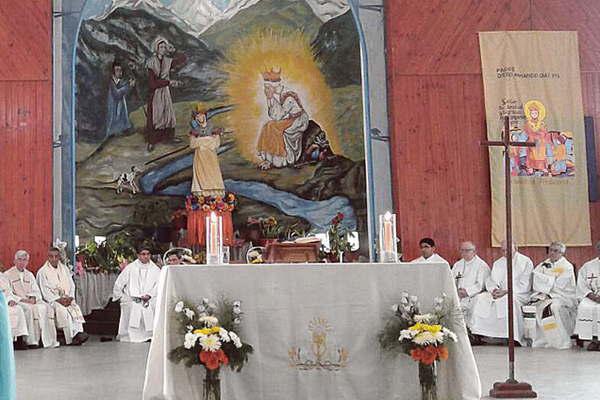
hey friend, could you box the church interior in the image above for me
[1,0,600,399]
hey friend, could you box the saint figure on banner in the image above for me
[523,100,549,175]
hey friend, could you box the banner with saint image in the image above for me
[479,31,591,246]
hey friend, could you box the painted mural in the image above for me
[75,0,366,255]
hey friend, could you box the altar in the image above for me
[143,263,481,400]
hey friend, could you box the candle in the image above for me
[383,211,393,252]
[210,211,217,255]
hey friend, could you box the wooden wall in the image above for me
[386,0,600,268]
[0,0,52,271]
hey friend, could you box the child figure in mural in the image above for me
[145,37,186,152]
[256,67,310,170]
[189,105,225,197]
[105,61,135,139]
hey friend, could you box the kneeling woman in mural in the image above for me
[189,105,225,197]
[257,67,310,170]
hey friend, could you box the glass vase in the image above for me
[418,361,437,400]
[203,368,221,400]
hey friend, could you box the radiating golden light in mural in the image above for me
[219,29,341,163]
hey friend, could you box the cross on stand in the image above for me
[481,116,537,398]
[454,271,464,288]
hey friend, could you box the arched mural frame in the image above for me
[53,0,391,262]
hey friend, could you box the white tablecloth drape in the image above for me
[143,263,482,400]
[75,272,118,316]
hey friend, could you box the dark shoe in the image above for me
[13,337,28,350]
[469,334,484,346]
[71,332,90,346]
[147,143,154,152]
[587,341,600,351]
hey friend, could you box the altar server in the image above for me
[470,241,533,344]
[5,250,58,348]
[113,245,161,342]
[411,237,449,266]
[574,241,600,351]
[451,241,490,326]
[37,247,88,345]
[528,242,576,349]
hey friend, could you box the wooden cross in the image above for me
[481,116,537,397]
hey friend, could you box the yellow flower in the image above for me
[408,323,442,334]
[193,326,221,335]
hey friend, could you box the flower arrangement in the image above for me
[186,193,237,213]
[322,212,352,262]
[169,297,253,400]
[379,293,459,400]
[75,232,138,274]
[246,216,282,239]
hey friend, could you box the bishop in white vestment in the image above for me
[470,243,533,344]
[113,248,161,342]
[0,273,28,340]
[5,250,58,348]
[37,248,87,345]
[528,243,577,349]
[451,242,490,326]
[574,241,600,350]
[411,237,450,267]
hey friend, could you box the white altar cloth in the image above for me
[143,263,481,400]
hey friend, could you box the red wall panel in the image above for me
[387,0,600,268]
[0,1,52,272]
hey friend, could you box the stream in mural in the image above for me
[75,0,366,253]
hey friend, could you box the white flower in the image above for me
[184,308,195,320]
[414,313,434,323]
[434,296,444,305]
[399,329,416,341]
[197,304,206,313]
[184,332,197,349]
[199,334,222,352]
[200,316,219,327]
[207,302,217,311]
[219,328,231,342]
[401,292,409,299]
[232,305,242,315]
[413,331,436,345]
[229,331,242,348]
[233,317,241,325]
[174,301,184,313]
[400,297,409,305]
[409,295,418,304]
[202,297,209,305]
[443,328,458,342]
[432,331,445,344]
[391,304,400,313]
[186,325,194,332]
[233,300,241,308]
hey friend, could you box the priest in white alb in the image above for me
[574,240,600,351]
[451,241,490,328]
[470,241,533,344]
[5,250,59,348]
[527,242,576,349]
[113,246,161,342]
[411,237,449,266]
[0,272,28,345]
[37,247,88,346]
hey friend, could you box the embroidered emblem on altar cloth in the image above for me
[288,317,349,371]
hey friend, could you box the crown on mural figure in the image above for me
[262,67,282,82]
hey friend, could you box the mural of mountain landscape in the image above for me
[75,0,366,255]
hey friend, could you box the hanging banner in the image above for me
[479,31,591,246]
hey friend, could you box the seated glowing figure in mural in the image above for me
[256,68,310,170]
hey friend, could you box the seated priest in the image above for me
[526,242,577,349]
[574,240,600,351]
[5,250,59,349]
[113,245,161,342]
[0,272,28,348]
[411,237,449,266]
[37,247,88,346]
[451,242,490,329]
[0,289,17,400]
[470,241,533,345]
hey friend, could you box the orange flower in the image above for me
[199,349,229,370]
[410,348,423,362]
[435,346,448,361]
[411,346,438,365]
[202,204,210,211]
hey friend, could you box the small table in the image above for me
[265,242,321,263]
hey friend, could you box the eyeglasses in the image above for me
[139,251,151,256]
[460,248,475,252]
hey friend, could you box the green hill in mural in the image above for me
[202,0,323,49]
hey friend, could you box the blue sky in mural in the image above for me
[83,0,231,18]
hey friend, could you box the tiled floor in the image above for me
[14,337,600,399]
